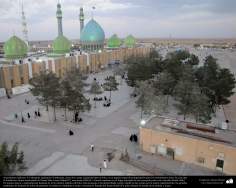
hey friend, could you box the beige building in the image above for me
[140,117,236,175]
[0,47,151,95]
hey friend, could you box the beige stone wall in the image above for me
[140,127,236,175]
[1,47,151,91]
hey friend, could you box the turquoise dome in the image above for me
[80,19,105,43]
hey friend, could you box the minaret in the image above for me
[56,3,63,36]
[79,7,84,33]
[21,1,29,46]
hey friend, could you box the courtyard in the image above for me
[1,48,236,176]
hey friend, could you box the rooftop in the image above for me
[143,116,236,147]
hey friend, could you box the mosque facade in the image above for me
[0,2,149,96]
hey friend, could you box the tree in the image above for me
[174,80,197,120]
[103,76,119,101]
[125,53,162,87]
[189,92,212,123]
[59,79,75,121]
[136,80,166,119]
[67,90,91,121]
[59,69,91,121]
[196,55,236,108]
[30,71,60,121]
[89,80,103,108]
[0,142,26,175]
[153,71,175,105]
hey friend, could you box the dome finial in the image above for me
[91,6,96,19]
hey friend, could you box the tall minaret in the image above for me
[56,3,63,36]
[21,1,29,46]
[79,7,84,33]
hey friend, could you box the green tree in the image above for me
[103,76,119,101]
[67,90,91,121]
[30,71,60,121]
[136,80,166,119]
[153,71,175,105]
[125,52,163,87]
[89,80,103,108]
[59,79,75,121]
[59,69,91,121]
[174,80,197,120]
[0,142,26,175]
[196,55,236,108]
[189,92,212,123]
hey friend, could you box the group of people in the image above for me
[15,109,41,124]
[130,134,138,143]
[103,96,111,107]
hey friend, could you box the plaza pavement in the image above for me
[0,62,235,175]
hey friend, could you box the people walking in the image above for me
[27,112,31,119]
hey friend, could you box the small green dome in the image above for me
[80,19,105,44]
[124,35,136,48]
[52,35,71,54]
[108,34,121,48]
[4,35,27,59]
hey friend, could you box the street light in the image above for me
[140,119,146,126]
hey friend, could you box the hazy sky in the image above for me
[0,0,236,41]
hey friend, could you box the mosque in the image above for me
[0,2,150,96]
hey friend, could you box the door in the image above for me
[167,147,175,160]
[216,159,224,172]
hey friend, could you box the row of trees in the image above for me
[0,142,26,175]
[30,68,120,121]
[30,69,91,121]
[126,49,236,123]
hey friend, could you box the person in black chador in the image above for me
[27,113,31,119]
[21,116,25,123]
[75,112,79,122]
[133,134,138,143]
[129,134,134,142]
[34,111,38,118]
[37,111,41,117]
[15,113,18,119]
[69,129,74,136]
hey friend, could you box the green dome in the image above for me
[52,35,71,54]
[108,34,121,48]
[4,35,27,59]
[80,19,105,44]
[124,35,136,48]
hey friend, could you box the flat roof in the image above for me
[144,116,236,147]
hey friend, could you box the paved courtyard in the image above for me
[0,51,236,176]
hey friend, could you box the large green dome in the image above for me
[52,35,71,54]
[80,19,105,43]
[108,34,121,48]
[4,35,27,59]
[124,35,136,48]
